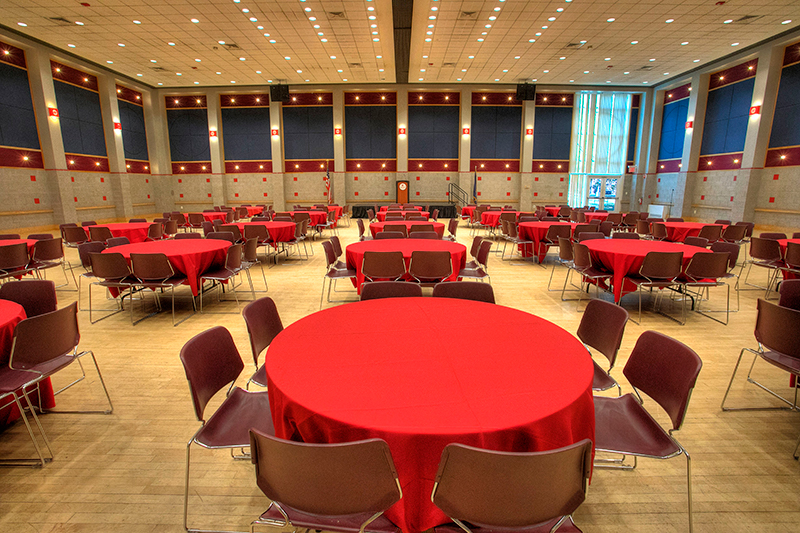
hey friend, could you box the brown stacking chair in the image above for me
[375,231,406,240]
[408,231,439,240]
[88,226,113,245]
[667,217,684,222]
[779,279,800,311]
[179,326,275,533]
[207,231,236,243]
[0,242,33,283]
[320,240,357,308]
[759,232,786,240]
[548,236,575,299]
[697,224,722,243]
[781,241,800,279]
[623,251,683,324]
[610,232,638,240]
[80,221,97,227]
[683,236,708,248]
[721,224,746,244]
[635,220,651,239]
[147,222,165,241]
[0,279,57,318]
[715,219,732,225]
[76,241,105,311]
[242,297,284,389]
[431,439,593,533]
[458,240,492,283]
[408,224,435,236]
[538,224,572,266]
[384,224,409,237]
[28,237,77,290]
[27,234,53,240]
[361,281,423,300]
[187,213,205,231]
[594,331,702,533]
[220,224,244,243]
[432,281,495,303]
[248,429,402,533]
[743,237,783,297]
[362,251,406,285]
[710,241,742,311]
[572,242,613,305]
[244,224,273,262]
[63,225,89,248]
[106,236,131,247]
[577,299,629,395]
[683,251,731,325]
[367,208,376,222]
[87,252,138,324]
[501,222,533,261]
[173,233,201,240]
[446,218,459,241]
[651,222,668,240]
[0,233,21,240]
[409,251,452,286]
[357,218,370,241]
[199,243,245,313]
[130,253,191,326]
[571,224,592,242]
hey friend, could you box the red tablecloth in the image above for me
[240,206,263,217]
[584,212,610,223]
[584,239,711,303]
[235,222,296,244]
[290,211,328,226]
[376,211,430,222]
[267,297,595,533]
[369,221,446,238]
[104,240,230,296]
[662,222,724,243]
[481,210,518,227]
[327,206,344,226]
[0,239,36,252]
[0,300,56,426]
[345,240,466,292]
[544,206,562,216]
[380,206,423,212]
[518,221,578,262]
[461,206,476,218]
[84,223,151,243]
[778,239,800,280]
[199,212,229,222]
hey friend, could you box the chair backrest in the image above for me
[475,240,492,269]
[81,221,97,227]
[408,223,435,234]
[685,252,729,281]
[623,212,638,225]
[130,253,175,281]
[610,232,638,240]
[470,236,483,259]
[89,226,114,242]
[212,219,226,231]
[599,220,614,237]
[447,218,458,237]
[361,281,423,300]
[63,225,89,245]
[384,224,409,237]
[606,213,622,224]
[385,214,404,221]
[249,429,401,518]
[224,243,243,271]
[28,233,54,240]
[207,231,236,243]
[778,279,800,311]
[518,214,538,223]
[242,297,284,368]
[754,298,800,356]
[721,224,746,242]
[375,231,406,240]
[572,242,593,270]
[8,302,80,371]
[244,224,269,242]
[220,224,243,242]
[188,213,204,225]
[0,279,57,318]
[356,218,366,238]
[636,220,650,235]
[577,299,629,369]
[784,241,800,268]
[651,222,668,240]
[31,238,64,261]
[735,221,755,237]
[545,224,572,241]
[432,281,495,303]
[759,232,786,240]
[714,219,732,225]
[362,251,407,281]
[242,238,259,263]
[572,224,592,240]
[367,208,376,220]
[78,241,106,269]
[749,237,781,261]
[709,241,740,271]
[683,236,708,248]
[697,225,722,242]
[432,439,593,529]
[173,233,201,240]
[0,242,29,272]
[0,234,21,240]
[106,236,131,247]
[639,251,683,280]
[179,326,245,422]
[623,331,702,431]
[666,217,684,222]
[557,236,574,261]
[202,221,214,237]
[89,252,131,280]
[148,223,165,240]
[410,231,440,240]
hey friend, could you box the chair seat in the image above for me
[592,361,616,391]
[257,503,401,533]
[250,364,267,387]
[139,276,187,289]
[760,350,800,376]
[434,516,582,533]
[27,353,75,379]
[625,275,676,289]
[201,267,239,281]
[458,267,489,280]
[0,366,39,395]
[327,268,358,279]
[195,387,274,448]
[576,267,611,280]
[594,394,681,459]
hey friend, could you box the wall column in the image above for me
[677,72,708,217]
[458,87,473,199]
[519,100,536,210]
[269,99,285,211]
[98,74,134,219]
[143,89,174,213]
[331,88,346,205]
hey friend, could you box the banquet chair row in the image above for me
[742,236,799,298]
[360,280,495,304]
[0,237,77,291]
[362,250,453,287]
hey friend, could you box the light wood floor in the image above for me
[1,219,799,533]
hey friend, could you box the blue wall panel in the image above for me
[627,107,639,162]
[408,106,459,158]
[283,106,334,160]
[701,77,754,155]
[658,99,689,160]
[118,100,148,161]
[345,106,396,159]
[221,107,271,161]
[55,80,106,156]
[167,108,210,161]
[533,106,572,160]
[471,106,521,159]
[0,62,39,150]
[769,61,800,148]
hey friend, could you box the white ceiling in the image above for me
[3,0,800,88]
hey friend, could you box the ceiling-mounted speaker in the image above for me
[270,84,290,103]
[515,83,537,101]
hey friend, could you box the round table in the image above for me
[84,223,152,243]
[584,212,610,223]
[376,211,430,222]
[584,239,711,302]
[0,239,36,253]
[662,222,724,242]
[104,240,230,296]
[544,206,562,217]
[778,239,800,280]
[266,297,595,533]
[235,222,296,244]
[345,239,466,292]
[369,221,446,238]
[380,206,423,212]
[240,206,263,217]
[518,221,578,262]
[460,206,476,218]
[198,212,229,222]
[480,210,518,227]
[290,211,328,226]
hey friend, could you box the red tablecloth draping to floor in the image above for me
[199,212,229,222]
[84,223,151,243]
[345,240,466,292]
[480,210,518,227]
[518,221,578,262]
[290,211,328,226]
[662,222,725,243]
[544,206,562,216]
[461,206,476,218]
[240,206,263,217]
[104,240,230,296]
[584,212,610,223]
[327,205,344,226]
[778,239,800,280]
[235,222,297,245]
[267,297,595,533]
[584,239,711,303]
[376,211,430,222]
[369,221,446,238]
[380,206,423,212]
[0,300,56,427]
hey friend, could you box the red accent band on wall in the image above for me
[344,92,397,105]
[708,60,758,90]
[765,146,800,167]
[220,93,270,107]
[51,61,98,91]
[408,92,461,105]
[224,161,273,173]
[116,85,143,106]
[285,160,335,173]
[283,93,333,106]
[165,95,207,109]
[346,160,397,172]
[171,162,212,174]
[664,83,692,104]
[535,93,574,106]
[471,92,522,105]
[126,160,150,174]
[408,159,458,171]
[531,160,569,173]
[0,41,27,69]
[657,159,682,173]
[782,41,800,67]
[470,160,521,172]
[697,153,743,171]
[65,154,109,172]
[0,147,44,169]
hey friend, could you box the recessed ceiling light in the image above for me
[457,78,462,81]
[693,59,700,62]
[18,22,27,27]
[133,20,141,24]
[494,7,501,11]
[495,78,499,81]
[548,17,556,21]
[75,21,84,26]
[218,40,226,44]
[607,18,615,22]
[681,41,689,45]
[321,38,328,42]
[485,24,491,28]
[429,15,436,20]
[194,81,199,85]
[420,68,426,72]
[430,6,437,10]
[583,70,589,73]
[269,39,276,43]
[309,17,316,21]
[242,8,249,13]
[489,16,496,21]
[502,69,508,72]
[158,82,163,85]
[419,78,424,81]
[631,40,638,44]
[231,80,236,83]
[256,70,261,73]
[542,25,548,29]
[663,72,669,75]
[580,40,587,43]
[642,81,647,84]
[606,81,611,83]
[257,25,263,29]
[569,79,574,82]
[338,69,343,72]
[723,19,733,24]
[462,69,467,72]
[239,57,246,61]
[304,7,311,12]
[623,71,630,74]
[68,44,76,48]
[343,78,348,81]
[529,39,536,43]
[176,72,181,75]
[150,59,157,63]
[557,8,564,12]
[168,42,175,46]
[559,56,566,60]
[297,69,302,73]
[216,71,221,74]
[665,19,674,23]
[468,55,474,59]
[369,15,376,19]
[731,42,739,46]
[249,17,257,22]
[107,60,113,64]
[604,57,611,61]
[379,68,384,72]
[330,55,336,59]
[136,73,142,76]
[191,18,199,23]
[543,69,549,73]
[377,55,382,58]
[782,20,792,24]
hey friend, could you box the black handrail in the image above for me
[448,182,470,210]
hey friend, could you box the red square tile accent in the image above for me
[323,192,328,196]
[769,197,775,203]
[658,178,661,183]
[234,178,238,183]
[102,196,106,201]
[71,177,74,182]
[416,192,420,196]
[703,176,707,182]
[384,176,389,181]
[733,176,737,181]
[731,196,734,201]
[294,192,298,196]
[262,178,267,182]
[34,198,39,204]
[30,175,35,182]
[774,174,779,180]
[74,197,77,202]
[293,177,297,181]
[534,177,539,181]
[147,194,150,199]
[385,191,389,196]
[507,177,511,181]
[506,192,511,196]
[100,177,104,183]
[208,193,212,198]
[648,195,651,199]
[235,193,239,197]
[477,192,481,196]
[656,194,660,198]
[446,176,450,181]
[180,193,184,198]
[559,192,563,197]
[701,195,705,200]
[478,176,482,181]
[560,177,564,182]
[264,192,268,197]
[354,176,359,181]
[145,179,149,183]
[206,178,210,183]
[534,192,538,196]
[416,176,420,180]
[445,191,449,196]
[354,192,359,196]
[178,179,182,183]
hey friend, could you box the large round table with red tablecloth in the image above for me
[84,223,152,243]
[481,210,518,227]
[584,239,711,303]
[376,211,430,222]
[662,222,724,242]
[778,238,800,280]
[518,221,578,262]
[235,221,296,245]
[266,297,595,533]
[369,221,445,238]
[198,212,229,222]
[289,211,328,226]
[544,206,562,217]
[380,206,424,212]
[103,240,230,296]
[584,212,610,223]
[0,300,56,426]
[240,206,263,217]
[460,206,476,218]
[345,239,466,292]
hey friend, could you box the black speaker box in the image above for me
[515,83,536,101]
[270,85,290,102]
